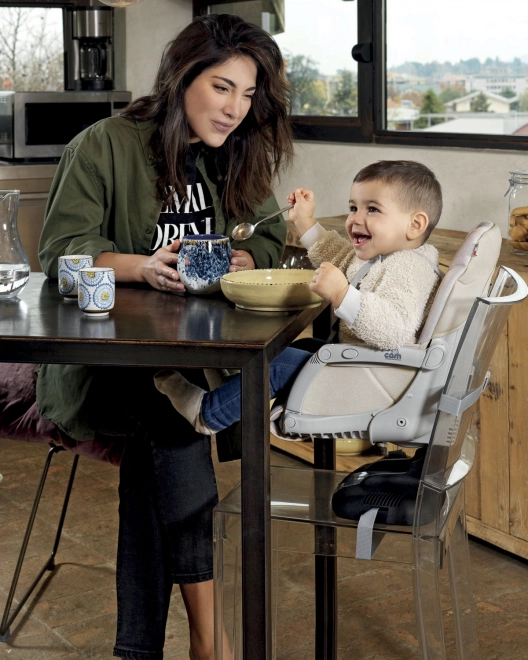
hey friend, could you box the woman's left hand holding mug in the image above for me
[229,249,255,272]
[143,240,186,293]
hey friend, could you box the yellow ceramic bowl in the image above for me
[221,269,322,311]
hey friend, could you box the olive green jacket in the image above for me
[36,117,286,456]
[39,116,285,276]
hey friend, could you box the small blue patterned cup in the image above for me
[177,234,232,295]
[58,255,93,298]
[78,267,115,317]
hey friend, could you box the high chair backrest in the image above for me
[418,222,502,345]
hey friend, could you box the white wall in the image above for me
[122,3,528,239]
[274,142,528,238]
[124,0,192,99]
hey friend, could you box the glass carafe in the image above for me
[0,190,30,299]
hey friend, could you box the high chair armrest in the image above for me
[314,344,427,369]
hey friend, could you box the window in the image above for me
[386,0,528,140]
[273,0,358,119]
[0,7,64,92]
[195,0,528,150]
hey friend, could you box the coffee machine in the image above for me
[64,5,114,91]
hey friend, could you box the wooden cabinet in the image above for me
[274,221,528,559]
[0,163,57,273]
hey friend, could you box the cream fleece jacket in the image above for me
[301,224,441,350]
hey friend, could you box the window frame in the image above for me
[194,0,528,151]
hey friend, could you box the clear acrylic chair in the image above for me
[213,264,528,659]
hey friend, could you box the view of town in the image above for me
[281,52,528,137]
[386,57,528,135]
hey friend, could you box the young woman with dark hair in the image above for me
[36,14,293,660]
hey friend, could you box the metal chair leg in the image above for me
[0,445,79,642]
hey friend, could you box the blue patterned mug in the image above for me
[58,255,93,298]
[78,267,115,317]
[177,234,232,294]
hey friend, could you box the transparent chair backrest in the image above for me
[415,267,527,533]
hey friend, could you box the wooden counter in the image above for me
[276,220,528,559]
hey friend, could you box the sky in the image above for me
[273,0,528,75]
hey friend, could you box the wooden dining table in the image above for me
[0,273,331,659]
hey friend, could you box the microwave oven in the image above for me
[0,90,132,160]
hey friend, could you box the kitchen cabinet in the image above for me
[0,163,57,273]
[274,219,528,560]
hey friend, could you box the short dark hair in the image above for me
[353,160,442,239]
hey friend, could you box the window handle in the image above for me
[351,43,373,63]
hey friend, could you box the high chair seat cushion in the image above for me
[0,362,124,466]
[297,363,417,416]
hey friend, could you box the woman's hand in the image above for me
[141,241,186,293]
[287,188,316,238]
[309,262,349,309]
[229,249,255,272]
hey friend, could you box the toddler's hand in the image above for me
[309,262,349,309]
[286,188,316,237]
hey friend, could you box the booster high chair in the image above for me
[213,222,528,659]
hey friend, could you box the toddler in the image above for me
[155,160,443,435]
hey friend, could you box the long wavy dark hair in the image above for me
[121,13,293,221]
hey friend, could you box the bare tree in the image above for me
[0,8,63,91]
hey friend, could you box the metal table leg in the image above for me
[241,351,272,659]
[313,437,337,660]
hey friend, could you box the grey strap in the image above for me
[350,256,381,289]
[439,371,491,416]
[356,507,381,560]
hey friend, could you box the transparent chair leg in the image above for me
[447,508,479,659]
[413,537,447,660]
[271,522,279,660]
[214,511,279,659]
[214,512,240,659]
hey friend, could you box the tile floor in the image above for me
[1,437,528,660]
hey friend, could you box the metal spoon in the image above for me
[231,203,294,241]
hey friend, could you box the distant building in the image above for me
[387,98,419,130]
[445,91,517,113]
[466,70,528,96]
[423,115,528,135]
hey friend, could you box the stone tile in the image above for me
[36,563,115,603]
[0,453,74,483]
[0,599,49,641]
[53,611,117,658]
[342,627,420,660]
[0,537,109,595]
[0,629,75,659]
[31,586,116,629]
[473,559,528,601]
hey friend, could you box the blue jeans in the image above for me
[82,366,217,660]
[202,345,315,431]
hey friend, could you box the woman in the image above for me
[37,14,293,660]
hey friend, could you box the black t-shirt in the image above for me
[150,144,216,253]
